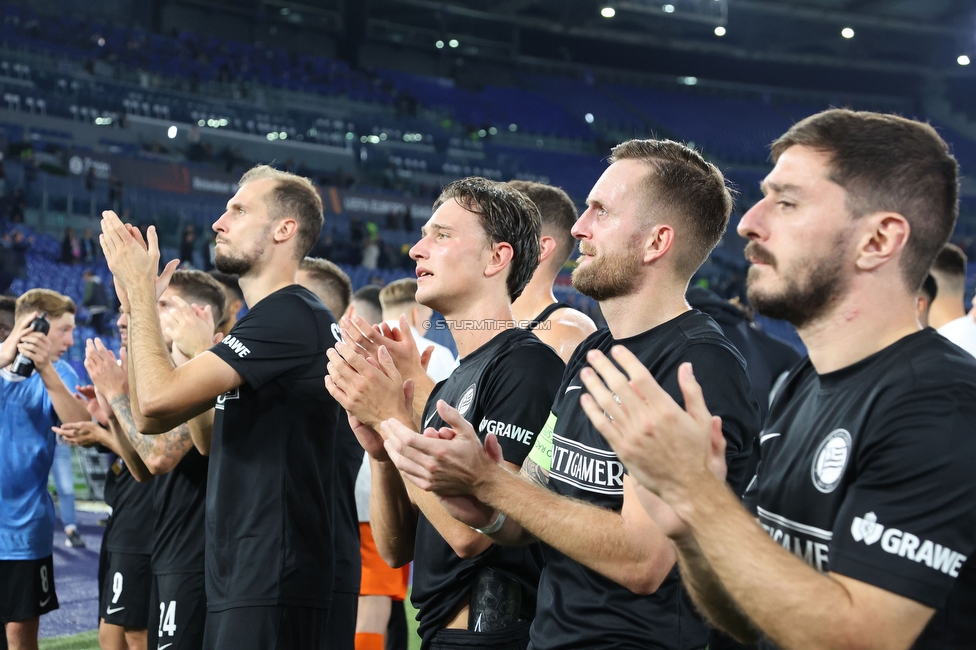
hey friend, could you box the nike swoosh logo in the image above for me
[106,605,125,614]
[565,385,581,395]
[158,644,173,650]
[759,432,781,445]
[423,411,436,429]
[39,595,51,607]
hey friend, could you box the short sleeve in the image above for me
[829,385,976,608]
[476,344,564,466]
[210,294,327,390]
[666,343,761,491]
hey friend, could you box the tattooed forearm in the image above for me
[109,394,192,472]
[519,457,549,488]
[110,394,155,460]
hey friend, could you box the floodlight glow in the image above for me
[585,113,595,123]
[601,7,615,18]
[436,40,444,49]
[663,4,675,13]
[167,125,177,139]
[959,55,971,66]
[841,27,854,39]
[714,26,726,36]
[449,39,459,48]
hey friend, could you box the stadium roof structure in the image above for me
[362,0,976,95]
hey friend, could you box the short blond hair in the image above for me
[379,278,419,311]
[15,289,76,320]
[239,165,324,260]
[299,257,353,315]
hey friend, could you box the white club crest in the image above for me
[457,384,477,417]
[811,428,851,493]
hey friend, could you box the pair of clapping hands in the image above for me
[334,338,729,540]
[325,314,440,458]
[55,259,219,448]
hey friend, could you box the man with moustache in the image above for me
[382,140,760,649]
[97,164,339,649]
[571,110,976,649]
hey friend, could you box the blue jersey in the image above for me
[0,345,80,560]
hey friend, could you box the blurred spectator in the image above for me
[60,227,81,265]
[350,217,364,244]
[180,224,197,267]
[361,237,379,270]
[0,230,31,292]
[109,175,124,208]
[0,153,6,198]
[9,186,25,223]
[81,227,98,263]
[85,166,96,193]
[0,295,14,341]
[202,232,216,271]
[82,269,110,336]
[22,151,37,190]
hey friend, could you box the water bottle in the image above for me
[10,313,50,377]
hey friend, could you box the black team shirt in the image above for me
[208,285,339,611]
[104,458,154,556]
[743,329,976,649]
[411,328,564,649]
[528,310,761,650]
[151,447,207,575]
[332,407,363,596]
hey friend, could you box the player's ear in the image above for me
[485,241,514,280]
[273,218,299,244]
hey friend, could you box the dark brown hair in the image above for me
[239,165,324,260]
[507,180,578,269]
[433,177,541,301]
[771,109,959,290]
[300,257,353,316]
[0,295,15,316]
[168,270,226,328]
[610,139,733,278]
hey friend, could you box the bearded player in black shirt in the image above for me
[327,178,565,650]
[384,140,761,650]
[98,165,339,649]
[576,109,976,649]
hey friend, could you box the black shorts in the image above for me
[428,620,531,650]
[203,605,330,650]
[99,551,152,628]
[0,556,58,624]
[149,572,207,650]
[324,591,356,650]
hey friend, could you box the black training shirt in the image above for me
[332,403,363,595]
[151,446,207,575]
[529,310,760,650]
[104,457,155,555]
[411,328,564,649]
[744,329,976,649]
[208,285,339,611]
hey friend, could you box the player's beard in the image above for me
[215,233,267,276]
[745,237,849,329]
[571,243,643,301]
